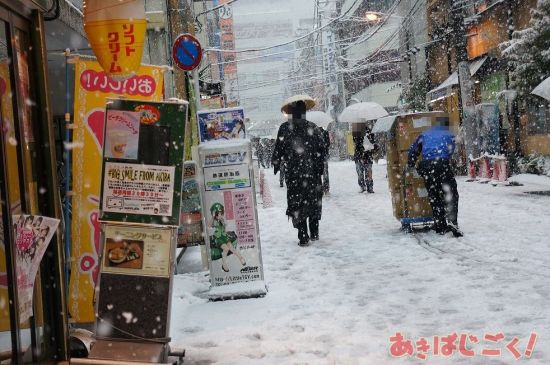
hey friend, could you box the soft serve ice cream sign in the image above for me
[104,110,140,160]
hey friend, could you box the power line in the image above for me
[203,0,363,54]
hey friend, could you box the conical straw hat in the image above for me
[281,94,316,114]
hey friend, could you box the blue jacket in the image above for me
[408,126,455,166]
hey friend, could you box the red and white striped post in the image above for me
[479,156,492,179]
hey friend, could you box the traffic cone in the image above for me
[480,157,491,179]
[493,159,500,181]
[468,160,477,181]
[494,158,508,182]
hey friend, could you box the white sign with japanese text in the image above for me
[101,162,175,217]
[198,140,265,290]
[101,224,172,277]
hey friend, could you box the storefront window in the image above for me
[0,15,39,362]
[527,97,550,135]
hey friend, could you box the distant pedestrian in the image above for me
[257,140,265,168]
[408,117,462,237]
[353,130,377,193]
[264,139,274,168]
[272,95,326,246]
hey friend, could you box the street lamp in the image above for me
[365,11,381,21]
[364,11,404,22]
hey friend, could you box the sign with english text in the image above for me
[198,140,265,292]
[99,99,188,226]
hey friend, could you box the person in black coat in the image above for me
[272,99,326,246]
[320,127,330,195]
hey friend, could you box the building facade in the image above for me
[424,0,548,161]
[0,0,69,362]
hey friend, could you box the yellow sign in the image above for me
[69,59,163,323]
[84,0,147,80]
[0,61,22,331]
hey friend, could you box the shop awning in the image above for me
[372,114,398,134]
[426,56,488,103]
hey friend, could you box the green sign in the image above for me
[481,73,506,103]
[99,99,188,226]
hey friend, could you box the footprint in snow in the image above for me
[192,341,217,348]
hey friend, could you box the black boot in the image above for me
[297,221,310,246]
[366,180,374,193]
[309,219,319,241]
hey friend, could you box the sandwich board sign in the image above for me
[99,99,188,226]
[87,98,188,363]
[197,140,267,299]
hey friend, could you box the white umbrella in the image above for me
[532,76,550,101]
[306,111,332,129]
[281,94,316,114]
[339,102,388,124]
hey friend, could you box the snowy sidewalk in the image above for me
[171,161,550,365]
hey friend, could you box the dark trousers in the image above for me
[280,164,286,187]
[297,218,319,242]
[322,160,329,193]
[418,159,459,232]
[355,160,373,191]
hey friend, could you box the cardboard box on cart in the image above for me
[374,112,450,224]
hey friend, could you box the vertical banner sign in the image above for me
[99,99,188,225]
[217,0,239,106]
[12,215,60,323]
[84,0,147,80]
[458,61,478,160]
[178,162,205,247]
[70,59,163,323]
[198,140,265,289]
[197,107,246,142]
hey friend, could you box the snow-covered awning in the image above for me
[372,115,398,134]
[426,56,488,103]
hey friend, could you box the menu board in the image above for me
[101,224,172,277]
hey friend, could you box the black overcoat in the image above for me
[272,118,326,227]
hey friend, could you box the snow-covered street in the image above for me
[171,161,550,365]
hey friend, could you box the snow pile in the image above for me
[516,153,550,176]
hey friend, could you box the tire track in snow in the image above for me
[413,233,550,280]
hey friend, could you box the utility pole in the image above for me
[167,0,195,99]
[333,0,348,159]
[451,0,478,162]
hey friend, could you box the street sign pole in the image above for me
[193,68,201,112]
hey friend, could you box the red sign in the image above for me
[172,33,202,71]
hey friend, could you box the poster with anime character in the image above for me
[197,107,246,143]
[12,214,60,323]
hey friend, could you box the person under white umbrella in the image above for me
[340,102,387,193]
[339,101,388,124]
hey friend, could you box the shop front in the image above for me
[0,0,68,363]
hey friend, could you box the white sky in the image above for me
[232,0,315,22]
